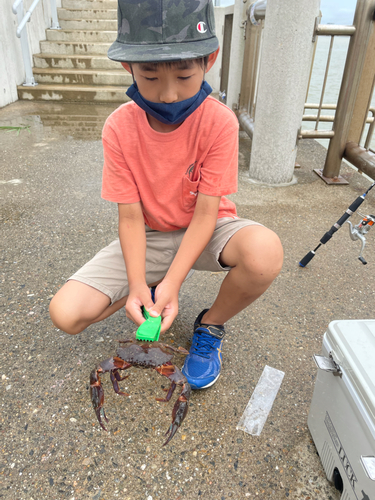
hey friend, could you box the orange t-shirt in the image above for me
[101,96,239,232]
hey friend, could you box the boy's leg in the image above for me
[182,219,283,389]
[50,280,122,335]
[49,278,162,335]
[49,231,184,335]
[201,224,283,326]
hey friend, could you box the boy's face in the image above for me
[132,60,204,104]
[122,49,218,104]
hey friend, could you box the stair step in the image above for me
[33,67,131,86]
[33,53,120,70]
[40,40,111,55]
[59,19,117,30]
[46,29,117,43]
[18,83,129,103]
[62,0,118,9]
[58,8,117,20]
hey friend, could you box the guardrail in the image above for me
[12,0,60,86]
[234,0,375,183]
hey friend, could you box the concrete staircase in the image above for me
[18,0,131,103]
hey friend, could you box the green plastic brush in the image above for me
[136,306,161,342]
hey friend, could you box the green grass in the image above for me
[0,125,31,135]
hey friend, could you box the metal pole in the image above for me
[322,0,375,180]
[16,0,41,37]
[347,28,375,147]
[299,130,335,139]
[238,21,262,117]
[50,0,61,29]
[364,107,375,149]
[316,25,356,36]
[315,36,335,130]
[226,0,246,111]
[14,0,37,86]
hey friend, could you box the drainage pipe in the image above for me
[249,0,267,25]
[238,110,255,138]
[344,142,375,180]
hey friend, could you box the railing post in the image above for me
[323,0,375,178]
[50,0,61,29]
[347,17,375,148]
[226,0,246,111]
[14,0,37,86]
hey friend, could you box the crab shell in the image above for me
[116,340,182,367]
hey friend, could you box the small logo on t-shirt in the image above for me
[197,22,207,33]
[186,161,198,179]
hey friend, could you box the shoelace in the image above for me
[191,328,219,359]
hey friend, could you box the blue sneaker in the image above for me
[182,309,225,390]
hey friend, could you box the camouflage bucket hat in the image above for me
[108,0,219,63]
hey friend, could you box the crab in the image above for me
[89,339,191,446]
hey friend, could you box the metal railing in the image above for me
[12,0,60,86]
[300,2,375,183]
[235,0,375,182]
[302,104,375,149]
[235,1,264,136]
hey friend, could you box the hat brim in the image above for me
[108,36,219,63]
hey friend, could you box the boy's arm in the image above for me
[118,202,154,326]
[150,192,221,332]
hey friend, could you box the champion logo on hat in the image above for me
[197,22,207,33]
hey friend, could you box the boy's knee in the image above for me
[49,296,83,335]
[241,227,283,281]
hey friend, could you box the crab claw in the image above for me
[163,382,191,446]
[90,369,108,431]
[95,407,109,431]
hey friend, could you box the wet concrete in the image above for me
[1,100,375,500]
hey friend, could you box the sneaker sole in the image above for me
[190,373,221,390]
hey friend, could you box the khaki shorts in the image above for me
[69,217,261,304]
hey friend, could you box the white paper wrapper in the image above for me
[237,365,285,436]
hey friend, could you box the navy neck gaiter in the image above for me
[126,80,213,125]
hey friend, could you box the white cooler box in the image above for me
[308,319,375,500]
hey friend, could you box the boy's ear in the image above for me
[121,62,132,73]
[205,48,220,73]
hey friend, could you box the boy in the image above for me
[49,0,283,390]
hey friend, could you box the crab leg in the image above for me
[156,382,177,402]
[154,362,191,446]
[110,368,130,396]
[90,357,132,431]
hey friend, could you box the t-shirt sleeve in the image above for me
[198,113,239,197]
[101,122,140,204]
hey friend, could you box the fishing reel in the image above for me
[346,213,375,265]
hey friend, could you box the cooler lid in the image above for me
[325,319,375,421]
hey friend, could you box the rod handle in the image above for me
[348,195,365,213]
[299,251,315,267]
[320,228,337,243]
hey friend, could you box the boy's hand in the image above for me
[148,279,180,333]
[126,283,155,327]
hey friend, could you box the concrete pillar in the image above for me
[249,0,320,185]
[226,0,245,111]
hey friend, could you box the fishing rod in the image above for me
[299,180,375,267]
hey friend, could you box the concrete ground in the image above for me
[1,101,374,500]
